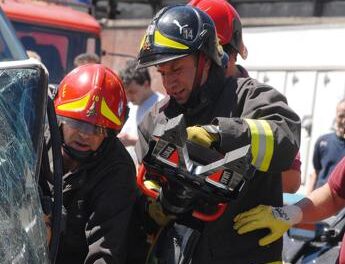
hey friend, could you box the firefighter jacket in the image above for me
[163,65,301,264]
[52,136,137,264]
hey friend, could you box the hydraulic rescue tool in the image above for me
[137,114,255,222]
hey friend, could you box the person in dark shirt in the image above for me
[306,98,345,194]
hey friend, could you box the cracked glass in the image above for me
[0,67,49,263]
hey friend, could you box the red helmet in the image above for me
[54,64,127,133]
[189,0,247,59]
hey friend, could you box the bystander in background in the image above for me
[73,52,100,67]
[306,98,345,194]
[117,59,164,166]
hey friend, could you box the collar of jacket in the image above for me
[62,137,125,192]
[166,64,226,117]
[63,136,118,174]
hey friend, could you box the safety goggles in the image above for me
[58,116,108,136]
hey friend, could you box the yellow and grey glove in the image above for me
[147,198,175,226]
[233,204,302,246]
[144,180,175,226]
[187,125,220,148]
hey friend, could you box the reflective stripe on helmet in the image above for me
[57,93,90,112]
[100,97,121,126]
[154,30,189,50]
[139,34,147,50]
[245,119,274,172]
[137,5,224,68]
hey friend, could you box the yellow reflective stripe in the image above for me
[101,97,121,126]
[245,119,274,172]
[57,94,90,112]
[246,119,260,167]
[261,120,274,171]
[154,30,189,50]
[139,34,146,50]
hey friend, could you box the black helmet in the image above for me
[137,5,226,69]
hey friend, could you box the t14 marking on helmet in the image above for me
[183,29,194,40]
[173,19,188,34]
[173,19,193,40]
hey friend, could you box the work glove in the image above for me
[144,180,175,226]
[233,204,303,246]
[187,125,220,148]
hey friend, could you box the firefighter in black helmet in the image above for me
[138,5,226,67]
[137,5,301,264]
[138,5,228,92]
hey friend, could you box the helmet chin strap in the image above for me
[62,136,112,163]
[192,52,206,90]
[62,143,95,163]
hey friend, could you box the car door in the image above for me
[0,60,49,264]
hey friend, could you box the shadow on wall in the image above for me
[101,23,166,94]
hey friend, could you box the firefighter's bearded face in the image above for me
[62,122,106,152]
[156,55,210,104]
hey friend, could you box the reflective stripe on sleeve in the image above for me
[245,119,274,172]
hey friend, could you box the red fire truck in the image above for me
[1,0,102,83]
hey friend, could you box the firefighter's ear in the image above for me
[204,57,211,71]
[201,57,212,82]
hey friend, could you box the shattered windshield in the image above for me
[0,66,49,263]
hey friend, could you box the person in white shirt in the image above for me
[118,59,164,166]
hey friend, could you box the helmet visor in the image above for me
[58,116,108,136]
[238,40,248,60]
[137,53,188,69]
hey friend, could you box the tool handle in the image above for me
[192,203,228,222]
[137,165,160,200]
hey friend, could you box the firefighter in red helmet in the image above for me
[45,64,137,263]
[55,64,127,136]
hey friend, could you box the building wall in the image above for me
[240,23,345,193]
[101,19,166,94]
